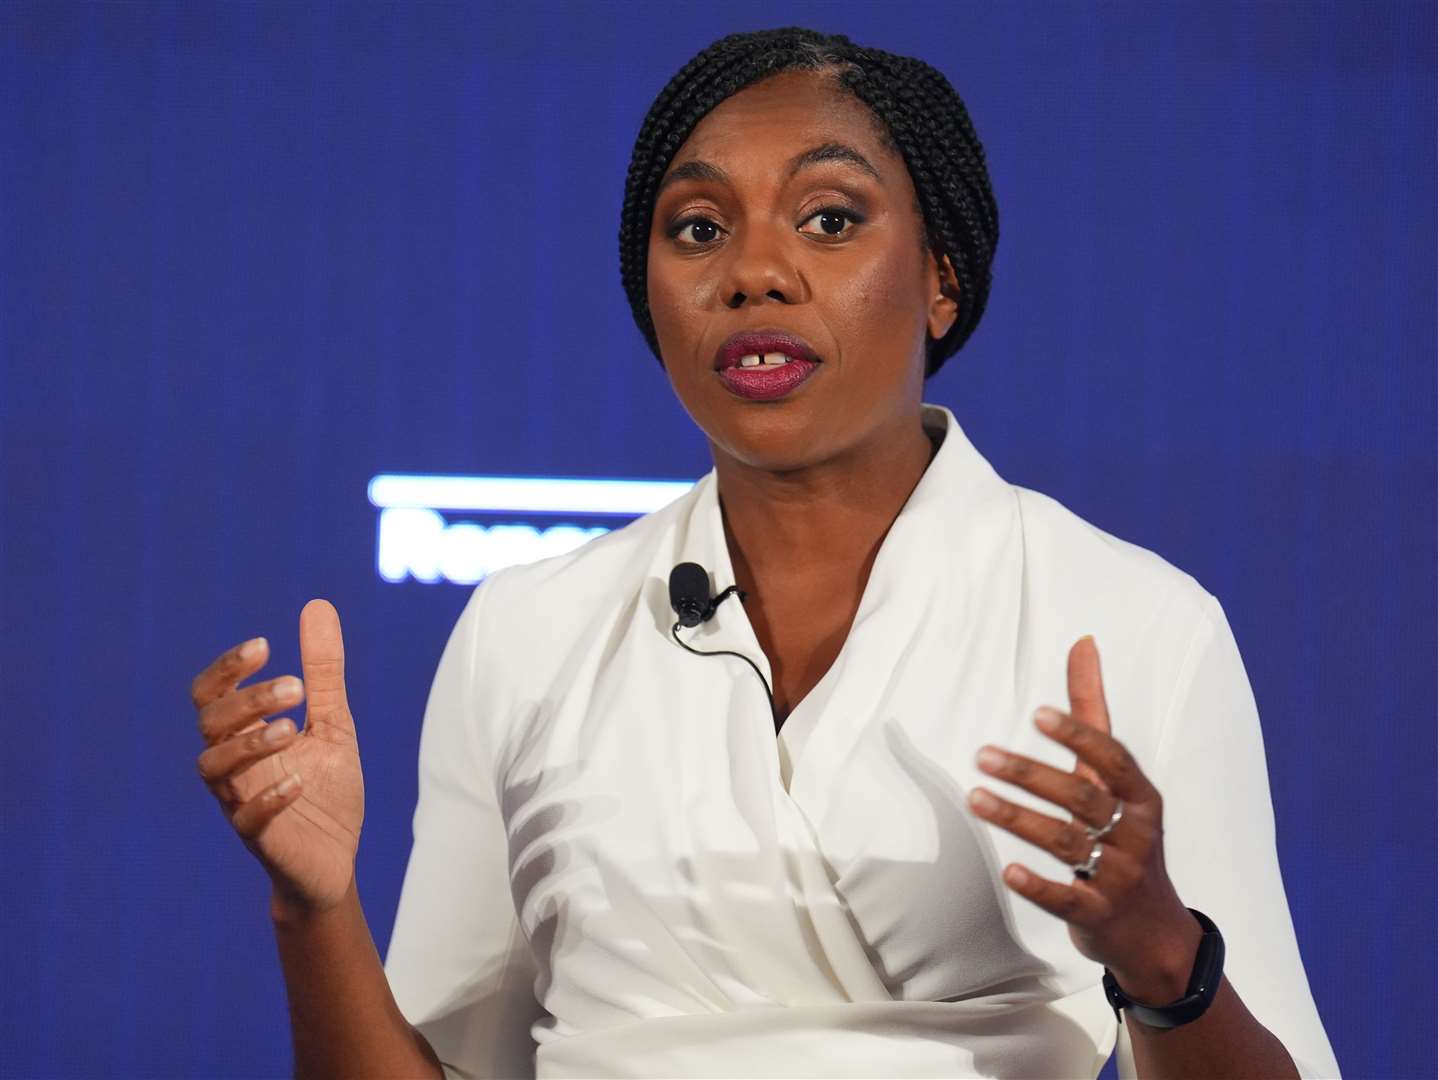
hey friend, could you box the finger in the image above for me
[968,785,1097,866]
[1066,636,1110,788]
[299,599,353,733]
[1066,635,1111,737]
[1030,706,1108,791]
[1035,708,1155,803]
[197,716,297,798]
[190,636,269,710]
[230,770,304,840]
[976,745,1120,831]
[1000,863,1111,926]
[196,675,304,745]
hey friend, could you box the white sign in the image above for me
[368,474,695,585]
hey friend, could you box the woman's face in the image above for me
[647,69,957,474]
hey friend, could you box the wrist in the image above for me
[269,875,356,927]
[1105,908,1205,1005]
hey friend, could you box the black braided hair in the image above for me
[618,27,999,378]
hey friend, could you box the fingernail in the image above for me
[1034,707,1062,731]
[968,788,999,813]
[275,773,301,796]
[976,747,1006,772]
[1004,865,1031,887]
[273,677,302,702]
[241,637,267,659]
[263,719,293,745]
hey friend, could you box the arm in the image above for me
[1107,910,1300,1078]
[969,603,1339,1079]
[191,600,445,1078]
[383,575,547,1079]
[1114,594,1340,1079]
[273,881,442,1078]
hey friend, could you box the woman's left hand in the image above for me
[966,635,1204,1003]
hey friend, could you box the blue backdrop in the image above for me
[2,2,1433,1076]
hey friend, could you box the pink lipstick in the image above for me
[714,329,822,402]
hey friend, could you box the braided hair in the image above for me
[618,27,999,378]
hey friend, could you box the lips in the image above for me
[713,329,823,402]
[714,329,822,371]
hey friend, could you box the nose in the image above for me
[719,222,803,309]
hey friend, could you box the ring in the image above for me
[1085,798,1124,841]
[1072,843,1104,881]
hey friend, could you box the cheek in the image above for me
[830,243,928,356]
[646,243,697,355]
[646,248,707,404]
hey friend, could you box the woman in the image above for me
[190,28,1339,1079]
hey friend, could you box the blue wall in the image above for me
[2,2,1433,1075]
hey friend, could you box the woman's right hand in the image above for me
[192,599,365,917]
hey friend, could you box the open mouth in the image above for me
[712,329,824,401]
[713,328,823,372]
[732,351,805,369]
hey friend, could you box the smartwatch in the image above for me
[1102,908,1225,1029]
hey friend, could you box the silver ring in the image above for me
[1072,843,1104,881]
[1085,798,1124,841]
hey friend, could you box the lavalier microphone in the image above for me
[667,561,775,724]
[668,561,745,627]
[668,562,715,627]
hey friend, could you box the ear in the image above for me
[926,251,960,343]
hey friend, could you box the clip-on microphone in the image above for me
[668,562,776,722]
[668,562,744,627]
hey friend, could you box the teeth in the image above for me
[734,351,797,369]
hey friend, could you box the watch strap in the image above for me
[1102,908,1225,1030]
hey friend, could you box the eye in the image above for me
[669,215,725,246]
[666,206,864,247]
[798,206,864,239]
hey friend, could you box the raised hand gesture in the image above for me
[966,636,1203,1003]
[192,599,365,917]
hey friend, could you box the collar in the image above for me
[663,404,1016,677]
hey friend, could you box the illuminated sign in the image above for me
[368,474,695,585]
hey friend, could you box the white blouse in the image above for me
[383,404,1339,1079]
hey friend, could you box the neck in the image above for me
[713,411,939,591]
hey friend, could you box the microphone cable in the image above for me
[668,563,776,723]
[671,615,776,725]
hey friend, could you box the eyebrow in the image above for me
[656,141,882,196]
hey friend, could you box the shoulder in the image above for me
[454,484,695,674]
[1004,484,1228,764]
[1010,483,1214,635]
[929,405,1215,640]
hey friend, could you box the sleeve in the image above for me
[383,577,547,1080]
[1115,592,1341,1079]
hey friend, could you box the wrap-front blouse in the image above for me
[383,404,1339,1079]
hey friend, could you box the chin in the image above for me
[700,399,843,474]
[666,365,905,474]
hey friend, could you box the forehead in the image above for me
[668,69,898,175]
